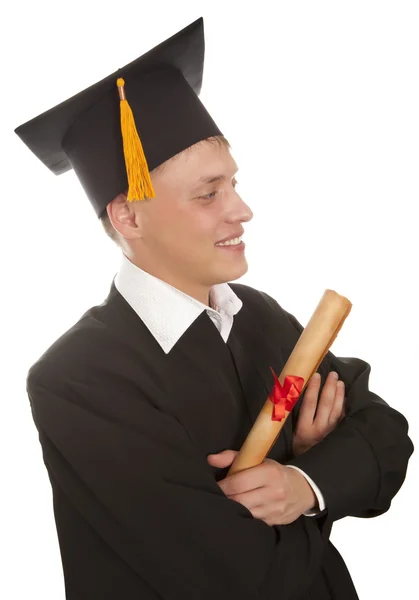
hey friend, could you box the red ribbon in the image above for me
[268,367,304,422]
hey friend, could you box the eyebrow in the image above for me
[198,174,227,184]
[193,169,239,190]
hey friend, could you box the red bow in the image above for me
[268,367,304,422]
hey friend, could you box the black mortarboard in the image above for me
[14,17,222,218]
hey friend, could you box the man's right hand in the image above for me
[292,371,346,457]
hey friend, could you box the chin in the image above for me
[217,260,249,283]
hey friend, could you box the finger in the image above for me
[207,450,238,468]
[228,486,279,511]
[248,504,269,521]
[328,380,346,426]
[297,373,321,428]
[218,462,272,496]
[314,371,339,429]
[250,503,290,526]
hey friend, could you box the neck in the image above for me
[124,253,213,307]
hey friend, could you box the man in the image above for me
[16,17,413,600]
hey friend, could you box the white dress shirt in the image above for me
[114,253,325,515]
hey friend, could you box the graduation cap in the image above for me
[14,17,222,218]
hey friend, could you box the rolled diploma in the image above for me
[228,289,352,476]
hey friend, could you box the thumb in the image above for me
[207,449,239,468]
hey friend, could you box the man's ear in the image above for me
[106,192,126,224]
[107,191,143,240]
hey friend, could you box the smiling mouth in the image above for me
[215,236,243,247]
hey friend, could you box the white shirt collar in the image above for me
[114,253,243,354]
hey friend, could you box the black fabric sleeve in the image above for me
[27,375,331,600]
[260,291,414,523]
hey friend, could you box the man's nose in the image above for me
[227,191,254,223]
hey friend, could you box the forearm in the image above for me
[288,358,413,521]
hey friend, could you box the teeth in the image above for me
[216,236,242,247]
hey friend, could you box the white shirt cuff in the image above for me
[286,465,326,516]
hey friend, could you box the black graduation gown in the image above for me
[26,281,414,600]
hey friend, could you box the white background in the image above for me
[2,1,418,598]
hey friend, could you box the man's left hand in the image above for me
[207,450,317,525]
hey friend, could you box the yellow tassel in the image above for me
[116,78,155,202]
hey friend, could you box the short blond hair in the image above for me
[100,135,230,246]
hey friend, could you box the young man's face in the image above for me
[126,140,253,304]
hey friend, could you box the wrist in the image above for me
[289,467,317,512]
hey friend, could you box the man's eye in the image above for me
[199,191,218,200]
[198,180,237,201]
